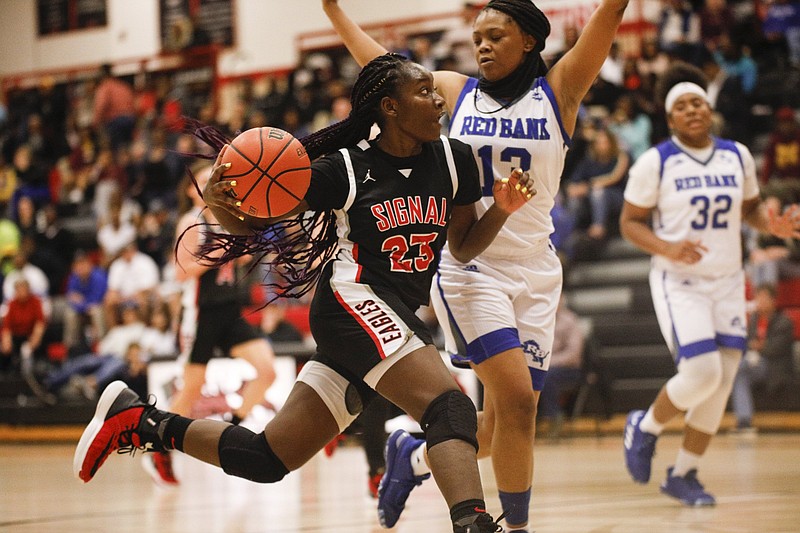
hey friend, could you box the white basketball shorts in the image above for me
[430,240,562,390]
[649,268,747,361]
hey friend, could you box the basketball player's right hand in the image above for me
[665,239,708,264]
[204,144,241,218]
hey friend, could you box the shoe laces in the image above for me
[116,395,158,457]
[683,469,706,492]
[640,432,657,457]
[473,512,504,532]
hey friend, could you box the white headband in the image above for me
[665,82,708,113]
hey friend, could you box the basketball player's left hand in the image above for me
[493,168,536,215]
[767,204,800,240]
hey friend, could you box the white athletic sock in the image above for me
[672,448,701,477]
[639,407,665,436]
[410,442,430,477]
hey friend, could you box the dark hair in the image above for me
[655,61,708,109]
[185,53,415,304]
[477,0,551,104]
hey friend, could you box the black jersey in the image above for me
[305,136,481,309]
[182,208,245,309]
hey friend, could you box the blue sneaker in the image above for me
[377,429,430,528]
[449,352,472,369]
[623,410,658,483]
[660,467,716,506]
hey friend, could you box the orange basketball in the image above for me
[221,127,311,218]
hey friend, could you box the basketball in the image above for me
[221,127,311,218]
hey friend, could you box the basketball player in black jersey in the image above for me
[74,54,533,533]
[142,166,277,486]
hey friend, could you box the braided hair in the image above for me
[478,0,551,104]
[186,53,413,304]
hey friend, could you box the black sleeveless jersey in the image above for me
[186,208,245,309]
[305,137,481,309]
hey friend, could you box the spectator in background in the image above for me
[9,144,50,218]
[63,251,108,354]
[92,63,136,153]
[33,203,74,292]
[103,241,160,328]
[537,295,586,436]
[0,278,45,375]
[139,301,177,361]
[609,93,654,160]
[637,37,671,80]
[2,247,50,316]
[96,201,137,267]
[714,33,758,96]
[137,199,175,269]
[658,0,702,59]
[0,215,20,272]
[566,128,631,241]
[730,284,796,433]
[762,0,800,68]
[599,42,625,87]
[759,106,800,190]
[700,0,736,50]
[696,46,751,144]
[44,301,147,400]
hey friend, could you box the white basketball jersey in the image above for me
[624,137,759,277]
[448,77,570,258]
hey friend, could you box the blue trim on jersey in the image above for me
[656,140,682,181]
[435,273,470,357]
[467,327,521,364]
[452,77,479,122]
[530,367,546,391]
[715,138,744,170]
[538,77,572,148]
[678,339,718,359]
[715,333,746,352]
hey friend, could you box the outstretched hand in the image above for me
[493,168,536,215]
[767,204,800,240]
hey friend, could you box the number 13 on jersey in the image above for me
[477,145,532,196]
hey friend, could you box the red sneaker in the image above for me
[323,433,345,457]
[143,451,179,486]
[73,381,170,483]
[368,472,383,499]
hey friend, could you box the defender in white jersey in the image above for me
[324,0,630,529]
[620,65,800,506]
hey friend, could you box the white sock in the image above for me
[672,448,700,477]
[639,407,665,436]
[410,442,430,476]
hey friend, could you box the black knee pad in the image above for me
[420,390,478,452]
[218,426,289,483]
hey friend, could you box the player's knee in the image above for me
[495,386,537,425]
[218,426,289,483]
[685,355,723,392]
[420,390,478,451]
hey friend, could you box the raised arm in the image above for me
[322,0,388,67]
[547,0,629,135]
[322,0,469,111]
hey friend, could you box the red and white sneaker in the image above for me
[143,451,179,486]
[73,380,170,483]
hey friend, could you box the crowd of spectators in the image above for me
[0,0,799,407]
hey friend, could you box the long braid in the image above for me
[186,53,412,304]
